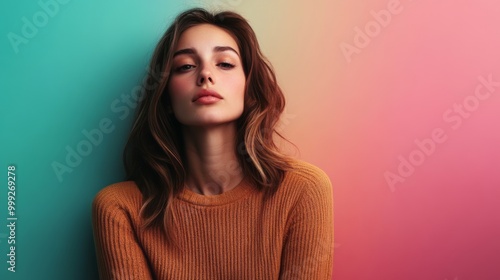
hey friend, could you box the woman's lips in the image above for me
[192,89,223,104]
[194,95,222,105]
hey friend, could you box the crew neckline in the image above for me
[176,178,255,206]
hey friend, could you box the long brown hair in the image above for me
[123,8,293,244]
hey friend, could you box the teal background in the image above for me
[0,0,192,279]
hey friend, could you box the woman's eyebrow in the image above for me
[173,46,240,58]
[213,46,240,57]
[173,48,195,57]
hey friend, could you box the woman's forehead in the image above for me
[175,24,240,54]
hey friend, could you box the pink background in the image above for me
[235,0,500,279]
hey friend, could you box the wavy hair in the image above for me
[123,8,293,245]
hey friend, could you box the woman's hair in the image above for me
[123,7,293,245]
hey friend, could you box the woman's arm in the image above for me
[279,174,334,279]
[92,187,153,280]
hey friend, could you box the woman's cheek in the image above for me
[168,77,190,100]
[168,77,181,95]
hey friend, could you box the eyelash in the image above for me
[175,65,195,72]
[174,62,235,73]
[217,62,235,69]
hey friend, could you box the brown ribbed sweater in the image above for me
[92,160,334,279]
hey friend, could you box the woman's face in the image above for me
[167,24,246,127]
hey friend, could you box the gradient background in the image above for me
[1,0,500,279]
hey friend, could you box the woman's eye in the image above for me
[175,64,195,72]
[218,62,235,69]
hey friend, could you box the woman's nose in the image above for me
[197,68,214,86]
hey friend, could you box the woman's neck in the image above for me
[182,122,244,195]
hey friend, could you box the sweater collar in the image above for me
[176,178,255,206]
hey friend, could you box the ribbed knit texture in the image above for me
[92,160,334,279]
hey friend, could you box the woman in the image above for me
[92,7,333,279]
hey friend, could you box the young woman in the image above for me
[92,8,334,279]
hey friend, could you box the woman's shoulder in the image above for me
[275,159,333,214]
[273,159,333,204]
[91,181,144,236]
[92,181,143,213]
[284,159,332,190]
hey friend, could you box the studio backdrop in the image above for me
[1,0,500,279]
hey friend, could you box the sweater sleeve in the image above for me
[279,172,334,279]
[91,186,153,280]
